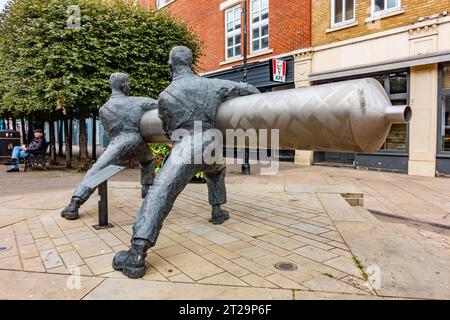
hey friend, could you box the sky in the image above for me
[0,0,9,12]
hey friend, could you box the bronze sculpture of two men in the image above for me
[62,46,260,279]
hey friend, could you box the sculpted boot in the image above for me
[209,204,230,225]
[60,197,83,220]
[141,184,150,199]
[112,239,150,279]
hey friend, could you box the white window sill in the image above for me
[365,8,405,23]
[326,21,358,33]
[219,49,273,66]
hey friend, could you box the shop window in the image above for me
[442,95,450,152]
[373,72,408,151]
[225,6,242,60]
[332,0,355,27]
[250,0,269,52]
[381,100,408,150]
[443,66,450,89]
[389,72,407,94]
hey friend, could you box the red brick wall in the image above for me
[139,0,311,73]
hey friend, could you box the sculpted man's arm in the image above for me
[157,94,170,139]
[136,97,158,112]
[217,79,260,101]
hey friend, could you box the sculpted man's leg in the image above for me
[204,164,229,225]
[61,141,124,220]
[113,138,202,278]
[138,146,156,198]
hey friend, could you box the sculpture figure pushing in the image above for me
[61,73,157,220]
[112,46,260,278]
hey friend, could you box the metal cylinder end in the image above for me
[385,105,412,124]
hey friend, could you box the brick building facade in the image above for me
[139,0,311,74]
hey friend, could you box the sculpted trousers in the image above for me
[132,134,226,245]
[72,133,155,204]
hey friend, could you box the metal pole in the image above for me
[241,0,251,175]
[93,180,113,229]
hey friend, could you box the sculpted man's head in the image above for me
[109,73,130,95]
[168,46,193,78]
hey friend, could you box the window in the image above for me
[250,0,269,52]
[225,6,242,60]
[372,0,401,15]
[332,0,355,26]
[380,72,408,151]
[440,66,450,152]
[157,0,169,8]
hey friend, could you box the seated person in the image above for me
[4,128,47,172]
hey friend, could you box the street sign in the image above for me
[271,59,287,83]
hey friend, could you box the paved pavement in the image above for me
[0,162,449,299]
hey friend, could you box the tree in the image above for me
[0,0,201,166]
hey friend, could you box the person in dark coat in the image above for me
[4,129,47,172]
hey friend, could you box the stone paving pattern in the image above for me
[0,163,449,299]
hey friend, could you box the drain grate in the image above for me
[0,245,11,253]
[274,262,297,271]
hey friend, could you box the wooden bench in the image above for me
[21,144,48,172]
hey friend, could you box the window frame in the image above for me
[438,63,450,156]
[224,5,242,61]
[250,0,270,54]
[371,0,401,16]
[331,0,356,28]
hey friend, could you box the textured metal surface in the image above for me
[84,165,125,189]
[140,78,411,153]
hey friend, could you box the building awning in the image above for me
[309,50,450,81]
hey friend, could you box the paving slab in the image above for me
[335,220,450,299]
[84,278,293,300]
[0,270,103,299]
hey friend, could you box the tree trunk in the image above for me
[58,120,63,157]
[64,118,72,168]
[79,115,88,159]
[20,117,26,145]
[27,119,33,143]
[69,117,73,158]
[12,118,16,131]
[92,116,97,161]
[49,120,57,164]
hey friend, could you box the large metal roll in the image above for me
[139,78,411,153]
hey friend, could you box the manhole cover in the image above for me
[274,262,297,271]
[0,245,11,253]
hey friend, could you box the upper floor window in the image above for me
[225,6,242,60]
[157,0,169,8]
[332,0,355,27]
[250,0,269,52]
[372,0,401,15]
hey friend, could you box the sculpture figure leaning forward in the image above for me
[61,73,157,220]
[113,46,260,278]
